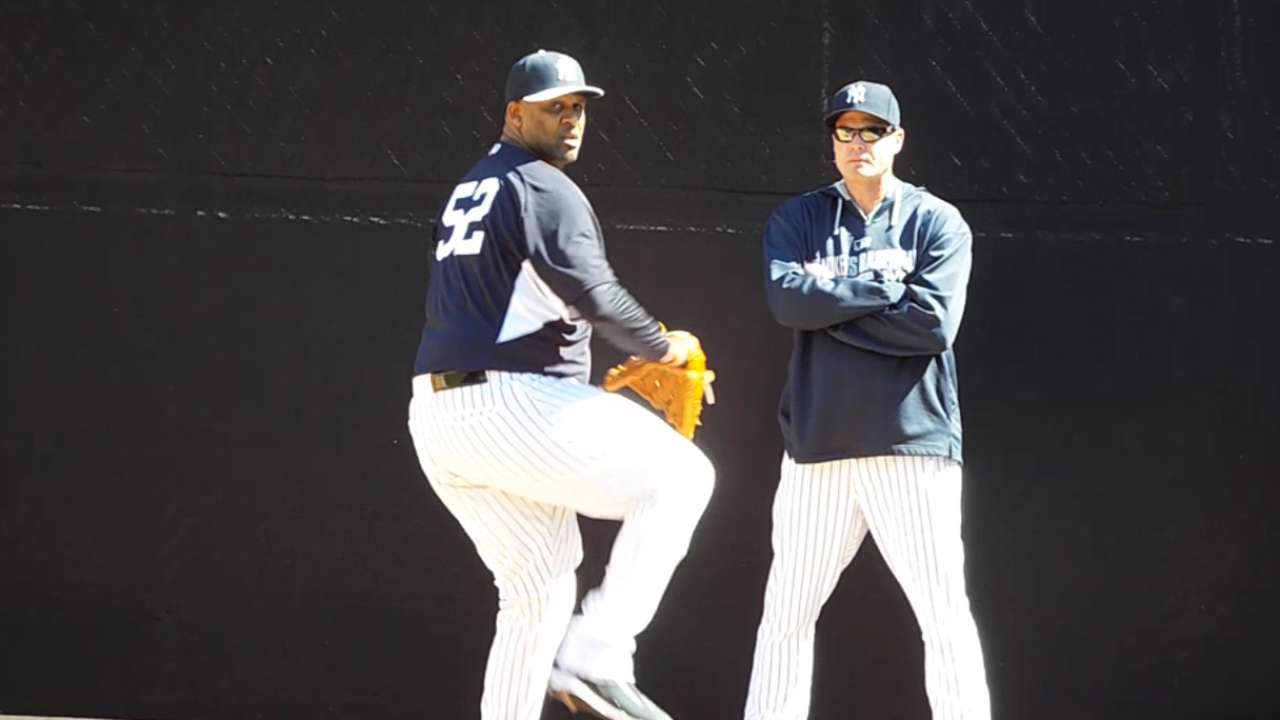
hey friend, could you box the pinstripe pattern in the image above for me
[429,480,580,719]
[744,454,990,720]
[408,371,714,720]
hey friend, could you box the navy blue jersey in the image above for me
[415,142,624,383]
[764,180,973,463]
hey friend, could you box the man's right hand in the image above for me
[803,261,837,280]
[659,329,700,365]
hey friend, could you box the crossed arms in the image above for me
[763,208,973,357]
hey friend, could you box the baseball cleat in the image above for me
[547,666,673,720]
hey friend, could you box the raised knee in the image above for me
[682,447,715,508]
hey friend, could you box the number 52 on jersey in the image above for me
[437,177,500,261]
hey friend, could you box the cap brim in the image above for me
[521,84,605,102]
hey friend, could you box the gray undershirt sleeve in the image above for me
[573,282,669,360]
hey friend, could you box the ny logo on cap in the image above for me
[555,56,579,82]
[847,82,868,104]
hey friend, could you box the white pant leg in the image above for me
[509,375,715,683]
[744,454,869,720]
[409,372,714,691]
[425,477,581,720]
[853,456,992,720]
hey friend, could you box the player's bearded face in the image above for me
[831,110,903,181]
[518,94,588,167]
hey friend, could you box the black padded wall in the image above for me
[4,2,1277,719]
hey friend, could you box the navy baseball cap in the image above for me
[505,50,604,103]
[824,81,901,127]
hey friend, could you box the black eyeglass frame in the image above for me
[831,125,896,144]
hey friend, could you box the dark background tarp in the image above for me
[3,2,1277,719]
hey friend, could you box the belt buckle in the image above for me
[431,370,487,392]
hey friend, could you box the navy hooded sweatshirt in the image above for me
[764,179,972,464]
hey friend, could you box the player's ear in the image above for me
[894,126,906,153]
[505,100,523,129]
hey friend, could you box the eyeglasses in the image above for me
[832,125,895,143]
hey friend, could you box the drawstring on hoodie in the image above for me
[890,180,902,228]
[833,180,904,235]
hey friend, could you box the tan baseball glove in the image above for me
[601,331,716,439]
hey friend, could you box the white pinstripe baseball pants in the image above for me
[407,371,714,720]
[744,454,991,720]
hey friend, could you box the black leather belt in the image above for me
[430,370,488,392]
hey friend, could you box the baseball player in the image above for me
[742,81,992,719]
[406,50,714,720]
